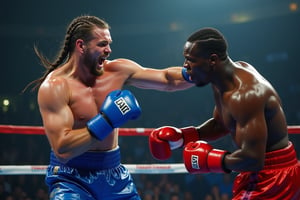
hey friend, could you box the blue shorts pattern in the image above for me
[46,147,141,200]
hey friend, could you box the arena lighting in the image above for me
[169,22,182,31]
[3,99,9,106]
[2,99,10,112]
[230,13,252,23]
[289,2,298,12]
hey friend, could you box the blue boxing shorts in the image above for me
[46,146,141,200]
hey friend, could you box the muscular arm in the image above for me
[113,59,193,91]
[38,78,97,163]
[195,96,268,172]
[224,101,267,172]
[196,108,230,141]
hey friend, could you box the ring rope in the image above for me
[0,124,299,175]
[0,125,152,136]
[0,164,187,175]
[0,125,300,135]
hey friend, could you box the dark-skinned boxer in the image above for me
[149,27,300,200]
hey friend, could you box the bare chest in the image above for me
[67,77,125,127]
[214,91,236,133]
[217,103,236,132]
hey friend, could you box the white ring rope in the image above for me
[0,163,188,175]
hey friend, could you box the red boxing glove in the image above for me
[183,141,231,174]
[149,126,199,160]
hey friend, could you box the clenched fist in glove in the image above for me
[87,90,141,141]
[149,126,199,160]
[183,141,231,173]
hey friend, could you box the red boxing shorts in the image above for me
[232,141,300,200]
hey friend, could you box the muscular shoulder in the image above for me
[39,74,69,94]
[38,75,70,109]
[236,61,262,76]
[229,80,277,120]
[104,58,143,73]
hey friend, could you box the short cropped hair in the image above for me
[187,27,228,60]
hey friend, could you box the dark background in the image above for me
[0,0,299,128]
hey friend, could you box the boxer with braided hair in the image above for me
[26,15,193,200]
[25,16,110,91]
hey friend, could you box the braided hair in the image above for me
[24,15,110,92]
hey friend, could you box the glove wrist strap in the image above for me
[181,126,200,146]
[207,149,231,173]
[87,114,113,141]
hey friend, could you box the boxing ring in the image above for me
[0,124,300,175]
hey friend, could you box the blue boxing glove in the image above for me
[87,90,141,140]
[182,68,194,83]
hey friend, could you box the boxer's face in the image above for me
[83,28,112,76]
[183,41,211,87]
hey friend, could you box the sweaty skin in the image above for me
[183,41,288,172]
[38,27,192,163]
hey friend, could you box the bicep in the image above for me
[38,81,73,149]
[236,111,267,155]
[198,107,230,140]
[223,109,268,171]
[231,98,268,168]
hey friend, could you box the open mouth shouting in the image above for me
[98,57,106,69]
